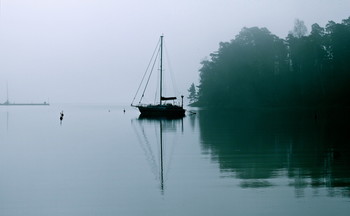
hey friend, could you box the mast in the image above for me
[159,35,163,105]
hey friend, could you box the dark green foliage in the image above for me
[196,17,350,108]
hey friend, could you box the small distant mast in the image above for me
[0,84,49,106]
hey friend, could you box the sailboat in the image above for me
[0,83,49,106]
[131,35,185,118]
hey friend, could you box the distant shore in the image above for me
[0,102,50,106]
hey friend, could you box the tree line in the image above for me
[189,17,350,108]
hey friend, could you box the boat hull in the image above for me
[137,104,185,118]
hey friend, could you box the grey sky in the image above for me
[0,0,349,104]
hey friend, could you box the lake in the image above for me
[0,104,349,216]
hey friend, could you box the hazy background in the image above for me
[0,0,349,104]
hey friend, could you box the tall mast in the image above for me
[160,35,163,104]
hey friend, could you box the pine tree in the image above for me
[187,83,197,103]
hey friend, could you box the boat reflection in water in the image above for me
[132,116,183,194]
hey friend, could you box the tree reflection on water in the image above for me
[198,108,350,197]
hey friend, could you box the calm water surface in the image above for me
[0,104,349,216]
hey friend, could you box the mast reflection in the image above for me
[132,116,183,194]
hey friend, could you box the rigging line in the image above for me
[132,122,154,172]
[132,38,161,105]
[141,125,159,172]
[154,67,159,104]
[139,46,160,104]
[132,120,159,176]
[164,43,179,96]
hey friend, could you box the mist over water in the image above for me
[0,104,349,215]
[1,1,349,214]
[1,0,349,103]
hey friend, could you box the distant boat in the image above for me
[0,84,49,106]
[0,101,49,106]
[131,35,185,117]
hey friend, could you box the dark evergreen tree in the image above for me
[198,27,288,107]
[196,17,350,108]
[187,83,198,103]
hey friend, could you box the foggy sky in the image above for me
[0,0,349,104]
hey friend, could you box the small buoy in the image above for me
[60,111,64,125]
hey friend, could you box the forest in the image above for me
[189,17,350,108]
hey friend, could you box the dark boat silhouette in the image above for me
[131,35,185,118]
